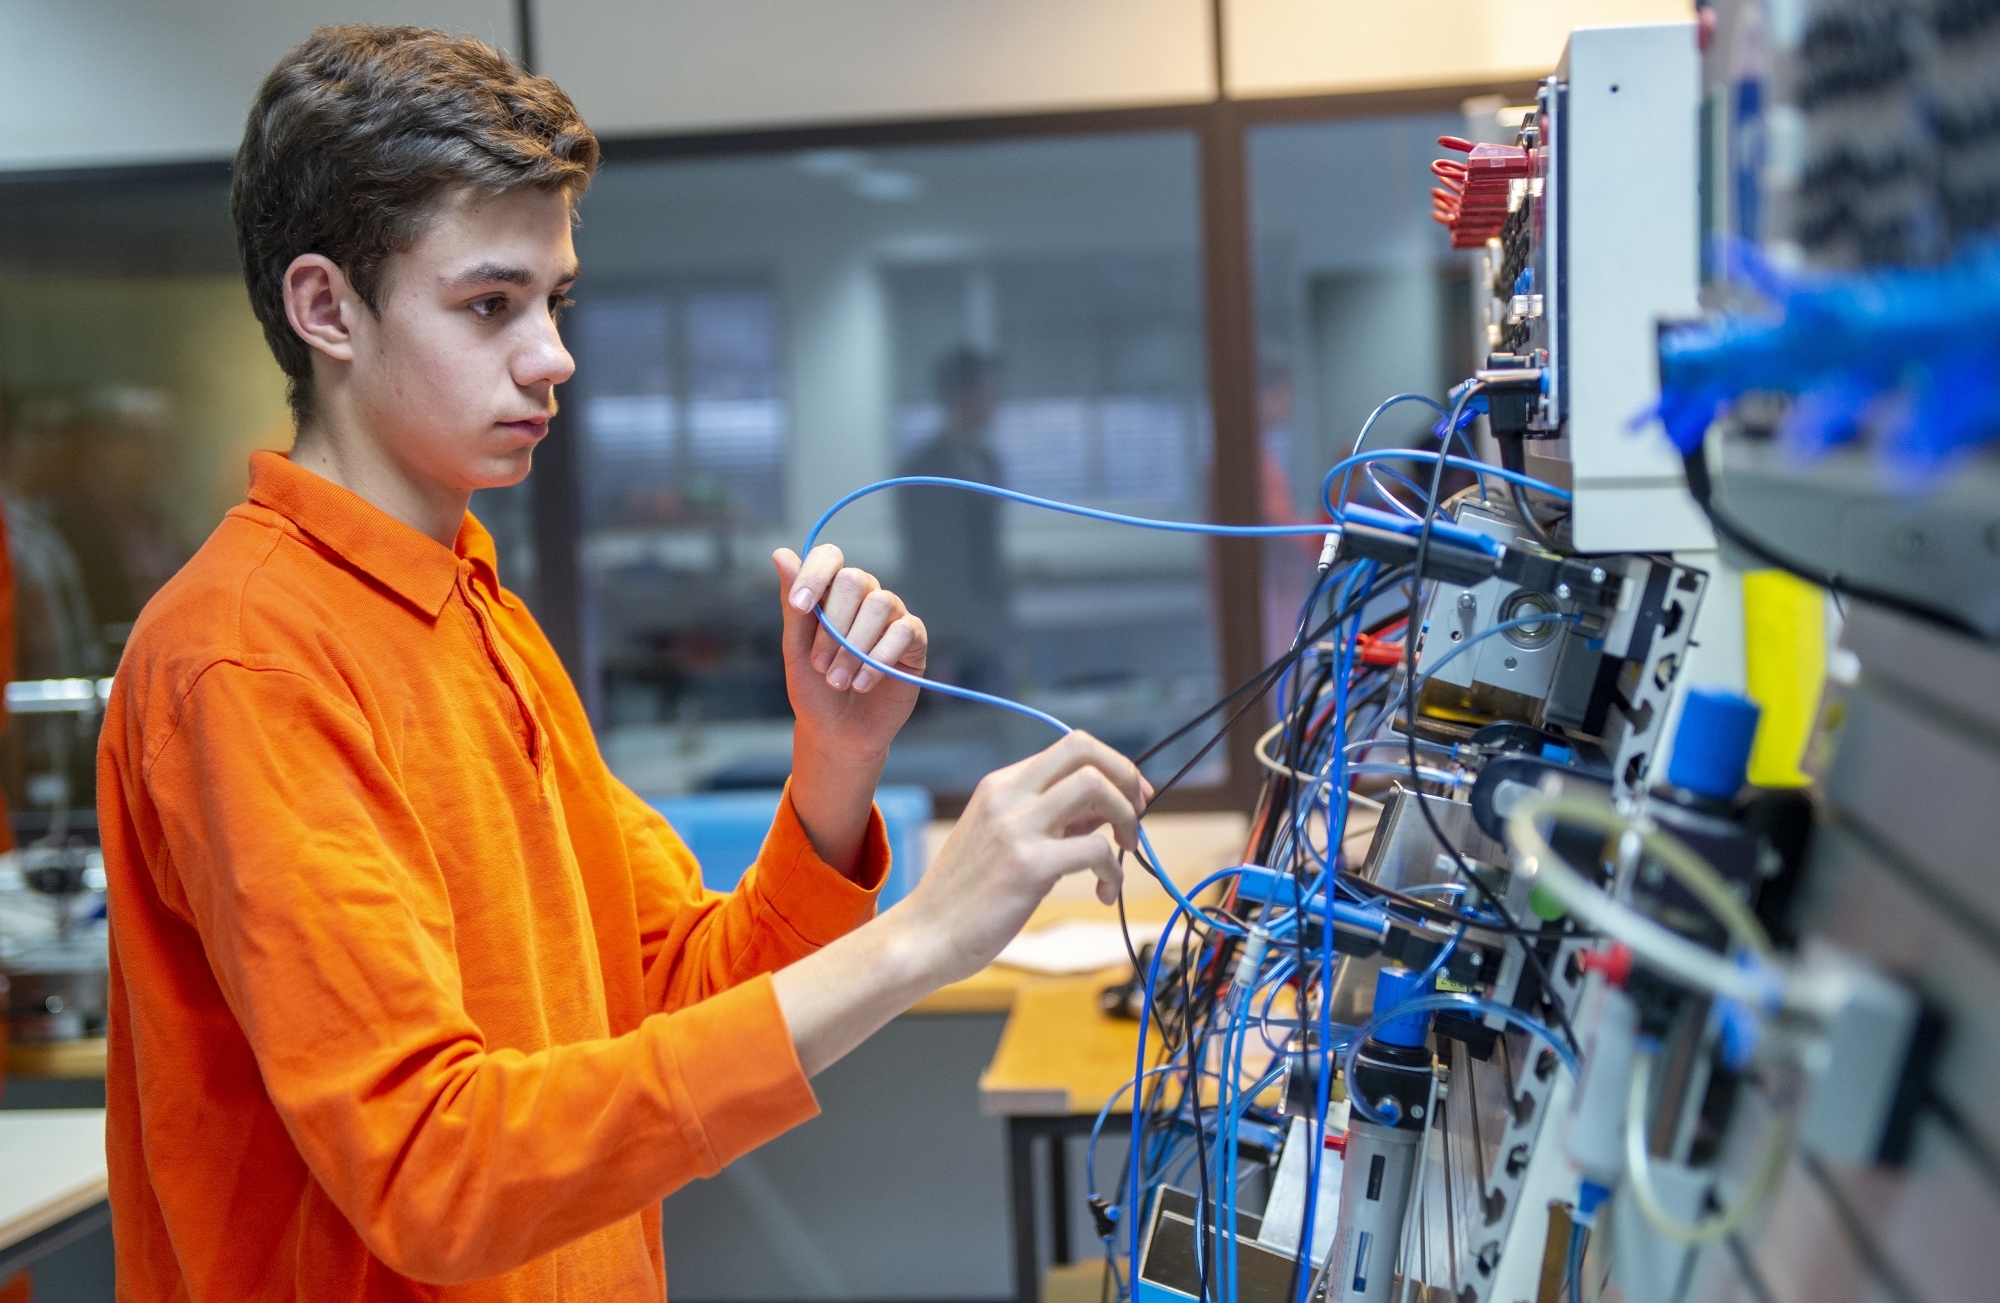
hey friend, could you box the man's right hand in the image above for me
[896,730,1152,986]
[770,730,1152,1076]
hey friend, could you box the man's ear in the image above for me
[282,254,358,363]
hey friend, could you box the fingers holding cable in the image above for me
[1031,760,1142,862]
[776,544,845,665]
[850,607,926,692]
[1018,730,1154,826]
[810,566,926,692]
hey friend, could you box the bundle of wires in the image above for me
[801,390,1583,1303]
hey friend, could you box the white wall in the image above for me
[0,1,1696,171]
[1223,0,1692,98]
[0,1,517,170]
[540,0,1215,137]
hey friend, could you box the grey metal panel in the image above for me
[1801,825,2000,1149]
[1725,1120,2000,1303]
[1715,443,2000,639]
[1810,1120,2000,1303]
[1844,603,2000,740]
[1730,1161,1899,1303]
[1822,686,2000,941]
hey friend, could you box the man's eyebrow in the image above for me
[448,261,581,289]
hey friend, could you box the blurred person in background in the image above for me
[896,348,1011,696]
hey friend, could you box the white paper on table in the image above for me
[991,920,1142,975]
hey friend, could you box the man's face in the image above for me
[347,186,578,491]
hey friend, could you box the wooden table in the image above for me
[5,1039,107,1081]
[0,1110,109,1279]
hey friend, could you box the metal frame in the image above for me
[1006,1113,1123,1303]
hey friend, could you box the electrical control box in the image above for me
[1458,23,1712,554]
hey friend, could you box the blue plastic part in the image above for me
[648,785,934,909]
[1652,238,2000,480]
[1233,863,1305,908]
[1541,743,1574,763]
[1716,996,1761,1073]
[1341,502,1506,559]
[1369,966,1434,1048]
[1665,687,1762,801]
[1231,865,1392,940]
[1576,1179,1612,1226]
[1514,266,1535,295]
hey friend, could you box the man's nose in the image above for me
[518,311,576,391]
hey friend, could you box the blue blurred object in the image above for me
[1665,687,1761,802]
[646,786,935,910]
[1653,238,2000,480]
[1368,966,1435,1049]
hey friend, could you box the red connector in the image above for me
[1354,633,1406,668]
[1429,134,1538,246]
[1580,943,1635,989]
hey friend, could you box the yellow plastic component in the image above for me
[1742,569,1826,788]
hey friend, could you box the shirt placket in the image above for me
[457,562,548,770]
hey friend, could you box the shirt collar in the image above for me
[246,450,470,617]
[455,511,511,607]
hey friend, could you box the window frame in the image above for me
[539,84,1537,813]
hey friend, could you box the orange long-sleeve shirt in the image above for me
[99,451,886,1299]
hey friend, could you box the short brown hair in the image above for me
[232,25,600,425]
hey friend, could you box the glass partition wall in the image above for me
[0,106,1478,811]
[569,132,1221,796]
[1245,113,1472,657]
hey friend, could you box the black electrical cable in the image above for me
[1138,568,1412,811]
[1494,431,1571,555]
[1402,380,1581,1056]
[1178,917,1236,1303]
[1133,559,1344,777]
[1682,444,1975,636]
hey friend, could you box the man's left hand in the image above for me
[775,545,927,754]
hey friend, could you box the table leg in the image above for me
[1048,1129,1071,1266]
[1008,1118,1040,1303]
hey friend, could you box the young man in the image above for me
[99,26,1146,1300]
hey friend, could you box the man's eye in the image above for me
[472,296,508,319]
[550,293,575,322]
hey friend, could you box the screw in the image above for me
[1411,1104,1426,1120]
[1555,582,1572,600]
[45,995,65,1013]
[1457,592,1477,611]
[1590,566,1606,583]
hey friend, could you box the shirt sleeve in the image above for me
[144,661,823,1285]
[608,776,889,1015]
